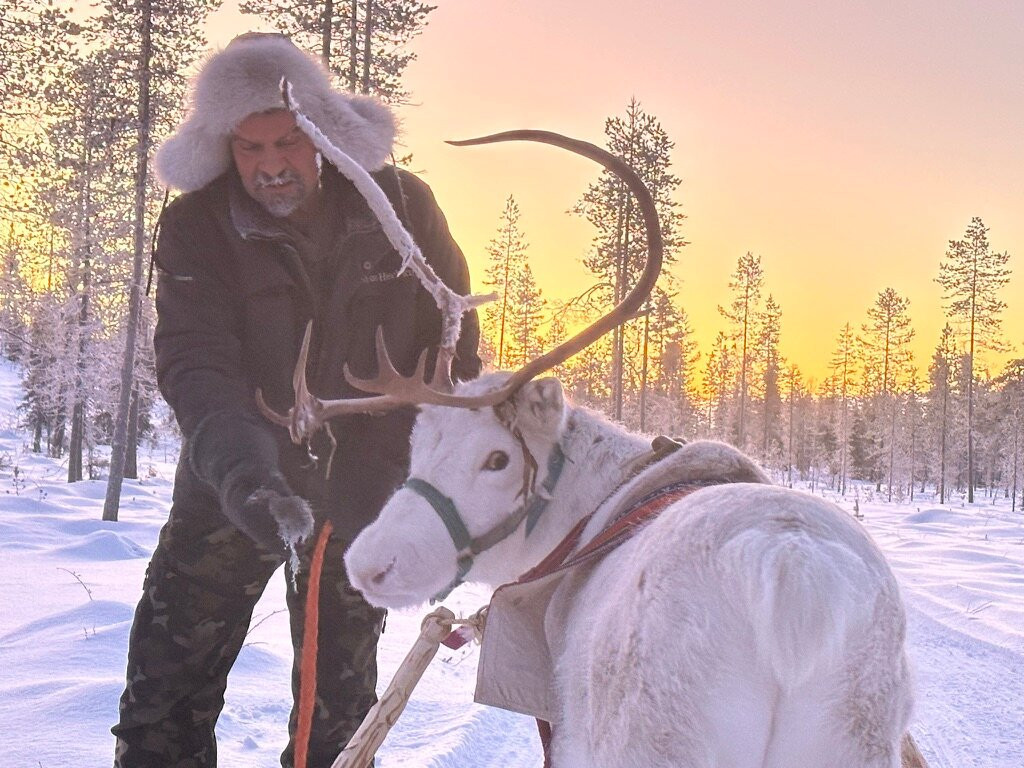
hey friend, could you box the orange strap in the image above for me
[295,520,334,768]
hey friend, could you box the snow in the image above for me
[0,356,1020,767]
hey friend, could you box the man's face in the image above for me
[230,109,320,218]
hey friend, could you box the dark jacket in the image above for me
[154,164,481,542]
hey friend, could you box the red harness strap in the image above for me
[295,520,334,768]
[521,479,718,584]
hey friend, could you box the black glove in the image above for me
[221,468,315,555]
[188,410,314,554]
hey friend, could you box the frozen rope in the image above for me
[281,80,496,352]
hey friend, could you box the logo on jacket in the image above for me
[360,259,415,285]
[361,268,399,284]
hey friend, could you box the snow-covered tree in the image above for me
[754,293,783,464]
[859,287,915,500]
[936,217,1012,502]
[994,359,1024,511]
[239,0,435,103]
[718,251,763,449]
[830,322,857,495]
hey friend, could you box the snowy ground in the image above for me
[0,357,1021,767]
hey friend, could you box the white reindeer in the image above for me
[343,375,913,768]
[261,130,914,767]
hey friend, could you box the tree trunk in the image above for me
[887,395,897,502]
[68,400,84,482]
[69,127,94,484]
[103,0,152,522]
[939,378,948,504]
[611,193,626,421]
[639,308,649,431]
[50,407,65,459]
[498,235,510,368]
[786,376,795,488]
[909,415,917,503]
[348,0,359,91]
[361,0,373,93]
[125,386,139,480]
[738,297,748,448]
[1012,412,1020,513]
[321,0,334,64]
[967,280,977,503]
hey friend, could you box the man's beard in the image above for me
[252,169,308,218]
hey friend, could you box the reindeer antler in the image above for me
[343,130,664,408]
[261,119,663,443]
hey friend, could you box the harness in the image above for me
[518,477,720,585]
[404,443,567,602]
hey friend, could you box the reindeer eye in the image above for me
[482,450,510,471]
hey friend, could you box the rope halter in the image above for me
[403,442,567,603]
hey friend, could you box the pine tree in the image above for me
[994,359,1024,512]
[645,293,697,435]
[781,363,804,487]
[859,287,914,500]
[925,325,957,502]
[936,217,1012,502]
[830,322,857,495]
[482,195,528,369]
[860,287,914,397]
[507,263,545,369]
[702,332,735,441]
[755,294,782,464]
[904,370,924,501]
[574,98,685,420]
[718,251,763,449]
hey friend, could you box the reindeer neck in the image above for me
[529,406,649,550]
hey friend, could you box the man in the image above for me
[112,32,480,768]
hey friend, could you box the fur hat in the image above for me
[153,33,397,192]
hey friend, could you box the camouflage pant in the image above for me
[112,499,385,768]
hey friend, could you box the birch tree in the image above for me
[99,0,217,520]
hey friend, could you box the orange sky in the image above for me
[206,1,1023,385]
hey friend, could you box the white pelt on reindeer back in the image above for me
[153,33,396,192]
[475,439,772,721]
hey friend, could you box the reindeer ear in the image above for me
[515,377,565,427]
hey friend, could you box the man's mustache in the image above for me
[254,170,302,188]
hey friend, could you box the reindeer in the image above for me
[262,130,915,768]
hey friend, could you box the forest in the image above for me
[1,0,1020,521]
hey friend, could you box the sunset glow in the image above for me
[206,1,1024,384]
